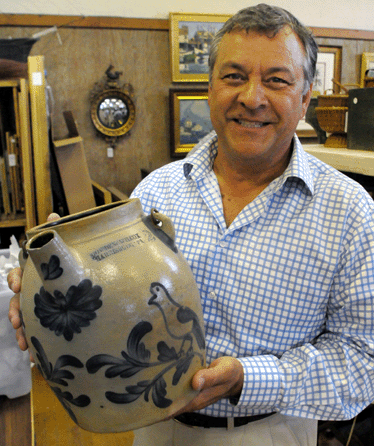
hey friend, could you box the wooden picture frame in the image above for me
[169,12,231,82]
[313,46,342,95]
[360,52,374,87]
[169,89,213,157]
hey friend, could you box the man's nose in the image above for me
[237,79,267,109]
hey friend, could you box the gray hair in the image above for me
[209,3,318,94]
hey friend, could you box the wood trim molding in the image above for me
[309,26,374,40]
[0,14,169,31]
[0,14,373,40]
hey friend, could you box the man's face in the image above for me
[208,27,312,166]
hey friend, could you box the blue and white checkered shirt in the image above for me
[131,131,374,420]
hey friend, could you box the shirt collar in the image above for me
[278,136,315,195]
[183,132,314,196]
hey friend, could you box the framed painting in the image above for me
[169,89,213,157]
[169,13,231,82]
[360,52,374,87]
[313,46,342,95]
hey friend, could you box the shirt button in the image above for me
[209,291,216,299]
[219,240,228,248]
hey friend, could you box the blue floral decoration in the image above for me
[86,282,205,409]
[41,255,63,280]
[34,279,103,341]
[31,336,90,423]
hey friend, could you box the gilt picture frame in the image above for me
[169,12,231,82]
[360,52,374,87]
[313,46,342,95]
[169,89,213,157]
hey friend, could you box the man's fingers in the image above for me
[47,213,60,222]
[8,294,22,329]
[7,266,23,293]
[15,327,28,351]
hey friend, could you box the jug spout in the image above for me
[25,230,81,286]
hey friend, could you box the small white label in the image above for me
[107,147,114,158]
[8,154,16,167]
[353,97,358,104]
[32,72,43,86]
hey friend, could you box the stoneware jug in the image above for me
[20,199,206,433]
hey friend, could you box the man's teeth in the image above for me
[237,120,266,128]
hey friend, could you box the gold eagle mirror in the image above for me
[90,65,135,145]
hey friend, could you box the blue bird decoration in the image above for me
[148,282,205,351]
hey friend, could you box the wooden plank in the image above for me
[28,55,53,224]
[0,394,32,446]
[18,78,36,230]
[6,131,23,212]
[5,132,16,213]
[53,135,82,148]
[0,14,169,31]
[52,136,96,214]
[0,79,19,87]
[31,367,134,446]
[107,186,129,202]
[0,157,11,215]
[0,213,26,226]
[91,180,112,205]
[309,26,374,40]
[62,110,79,137]
[1,13,373,40]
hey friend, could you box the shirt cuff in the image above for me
[232,355,281,409]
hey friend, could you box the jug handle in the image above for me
[151,209,176,241]
[18,240,28,269]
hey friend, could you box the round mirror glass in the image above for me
[97,97,129,129]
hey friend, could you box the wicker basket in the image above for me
[364,77,374,88]
[323,133,347,148]
[315,106,348,133]
[317,94,348,108]
[315,106,348,148]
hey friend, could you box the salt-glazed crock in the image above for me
[20,199,206,432]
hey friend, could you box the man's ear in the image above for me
[301,82,313,118]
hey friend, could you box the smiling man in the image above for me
[8,4,374,446]
[209,25,313,226]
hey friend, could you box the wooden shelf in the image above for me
[0,213,26,227]
[304,144,374,177]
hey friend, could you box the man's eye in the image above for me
[222,73,244,81]
[266,77,290,86]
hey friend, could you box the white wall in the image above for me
[0,0,373,31]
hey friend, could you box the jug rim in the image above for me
[27,198,140,236]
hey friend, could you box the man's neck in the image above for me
[212,147,292,227]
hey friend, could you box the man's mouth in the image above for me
[234,119,269,128]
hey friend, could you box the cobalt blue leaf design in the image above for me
[31,336,85,386]
[41,255,63,280]
[152,376,172,408]
[86,281,205,410]
[86,321,152,378]
[51,387,91,424]
[30,336,90,423]
[127,321,152,362]
[34,279,103,341]
[106,380,152,404]
[172,354,194,386]
[157,341,179,362]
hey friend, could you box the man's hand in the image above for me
[8,267,28,351]
[7,212,61,354]
[170,356,244,418]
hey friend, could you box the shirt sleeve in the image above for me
[236,193,374,420]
